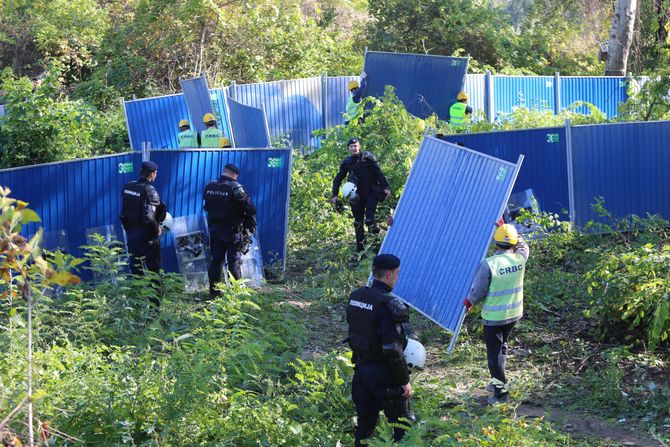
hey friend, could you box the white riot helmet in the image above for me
[341,182,359,203]
[404,338,426,370]
[160,212,173,233]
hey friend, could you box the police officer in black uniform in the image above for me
[120,160,164,277]
[331,138,392,251]
[203,163,256,298]
[346,254,413,446]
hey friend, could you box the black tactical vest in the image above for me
[343,152,379,197]
[203,178,243,226]
[121,180,148,228]
[346,286,392,362]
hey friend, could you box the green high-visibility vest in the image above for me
[481,252,526,322]
[201,127,224,148]
[450,102,468,127]
[177,130,198,148]
[344,93,361,122]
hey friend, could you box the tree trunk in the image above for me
[604,0,638,76]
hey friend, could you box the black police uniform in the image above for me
[332,151,390,250]
[346,279,411,446]
[203,173,256,296]
[120,176,162,275]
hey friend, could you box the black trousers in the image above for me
[126,228,161,311]
[351,195,380,248]
[483,322,516,396]
[352,363,408,446]
[208,225,242,296]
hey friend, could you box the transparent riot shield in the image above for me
[84,224,128,284]
[172,215,209,293]
[238,232,264,288]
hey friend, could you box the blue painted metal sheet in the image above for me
[326,76,358,128]
[233,78,323,147]
[561,76,627,118]
[363,51,468,121]
[0,104,5,116]
[149,148,292,272]
[379,137,522,349]
[124,94,188,149]
[210,87,233,142]
[0,152,141,256]
[570,121,670,226]
[494,76,555,115]
[124,90,232,150]
[442,127,569,216]
[227,97,271,148]
[464,73,485,115]
[180,76,215,134]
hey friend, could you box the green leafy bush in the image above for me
[586,243,670,350]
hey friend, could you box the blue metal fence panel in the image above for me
[149,149,292,272]
[494,76,555,115]
[363,51,468,121]
[227,97,271,148]
[180,76,216,134]
[561,76,627,118]
[0,152,141,255]
[379,137,521,348]
[442,127,569,216]
[464,73,485,114]
[124,94,189,150]
[326,76,358,128]
[571,121,670,226]
[233,78,323,147]
[210,87,233,142]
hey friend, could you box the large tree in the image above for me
[604,0,638,75]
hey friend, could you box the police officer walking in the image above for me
[331,138,392,251]
[203,163,256,298]
[464,224,529,404]
[120,161,164,275]
[346,254,414,446]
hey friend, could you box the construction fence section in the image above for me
[124,73,633,151]
[441,120,670,227]
[0,148,292,280]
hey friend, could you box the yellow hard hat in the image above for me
[178,119,190,128]
[347,80,359,91]
[457,91,469,101]
[494,224,518,246]
[203,113,216,125]
[219,137,232,148]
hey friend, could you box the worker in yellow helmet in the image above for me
[449,91,473,129]
[177,119,198,148]
[200,113,232,148]
[463,223,529,405]
[344,71,368,125]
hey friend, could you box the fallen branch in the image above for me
[0,396,28,432]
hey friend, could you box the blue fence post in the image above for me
[564,118,576,224]
[554,72,561,115]
[321,72,328,130]
[485,70,495,123]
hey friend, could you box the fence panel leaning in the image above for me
[180,75,217,135]
[363,51,469,121]
[379,136,522,353]
[227,97,271,148]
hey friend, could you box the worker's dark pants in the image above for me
[208,225,242,297]
[126,228,161,311]
[484,322,516,397]
[352,362,408,446]
[351,195,379,249]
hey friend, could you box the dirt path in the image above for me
[516,403,664,447]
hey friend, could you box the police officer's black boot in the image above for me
[354,221,366,252]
